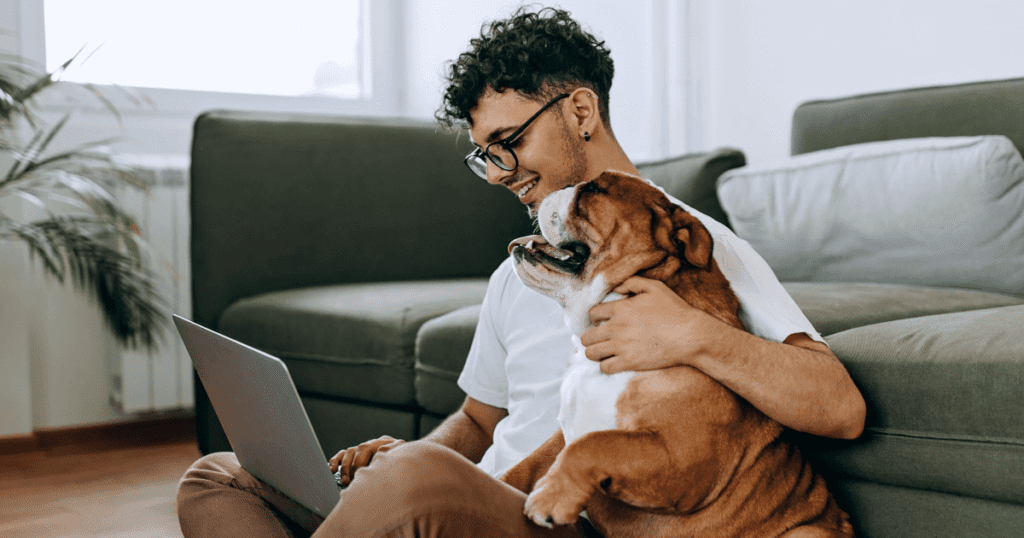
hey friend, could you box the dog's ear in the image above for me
[589,169,643,194]
[670,207,713,269]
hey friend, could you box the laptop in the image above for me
[173,315,343,519]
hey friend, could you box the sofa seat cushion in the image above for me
[411,283,1024,415]
[218,279,488,406]
[783,282,1024,336]
[815,305,1024,505]
[414,305,479,416]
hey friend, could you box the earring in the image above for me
[584,132,591,142]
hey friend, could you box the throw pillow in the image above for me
[637,147,745,228]
[716,136,1024,294]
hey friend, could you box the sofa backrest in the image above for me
[791,77,1024,157]
[190,110,535,329]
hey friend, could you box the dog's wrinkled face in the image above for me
[509,170,714,333]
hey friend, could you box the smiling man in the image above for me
[177,7,864,538]
[443,7,863,440]
[462,89,615,216]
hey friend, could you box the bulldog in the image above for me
[502,171,854,538]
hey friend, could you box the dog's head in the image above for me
[509,170,731,333]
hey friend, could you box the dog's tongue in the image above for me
[509,235,574,261]
[534,241,574,261]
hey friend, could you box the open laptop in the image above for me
[173,315,343,519]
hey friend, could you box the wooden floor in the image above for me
[0,440,201,537]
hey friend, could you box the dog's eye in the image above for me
[579,181,607,195]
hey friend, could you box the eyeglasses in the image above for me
[463,93,571,179]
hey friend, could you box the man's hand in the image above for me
[581,276,865,440]
[328,435,405,486]
[582,276,719,374]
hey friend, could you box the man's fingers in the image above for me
[591,276,664,325]
[583,341,616,362]
[612,275,657,296]
[340,448,357,479]
[596,355,627,375]
[353,445,376,471]
[332,436,404,485]
[587,301,614,325]
[579,322,609,347]
[376,439,404,454]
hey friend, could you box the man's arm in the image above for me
[423,395,509,463]
[330,396,507,485]
[582,277,866,440]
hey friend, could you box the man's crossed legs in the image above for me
[177,441,601,538]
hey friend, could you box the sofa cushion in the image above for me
[783,282,1024,336]
[218,279,488,406]
[414,305,479,416]
[410,282,1024,415]
[717,136,1024,294]
[637,147,745,228]
[815,305,1024,505]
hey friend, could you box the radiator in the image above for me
[111,154,193,414]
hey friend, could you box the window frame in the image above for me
[17,0,403,118]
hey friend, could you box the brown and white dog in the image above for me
[502,171,853,538]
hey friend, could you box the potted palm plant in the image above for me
[0,53,164,350]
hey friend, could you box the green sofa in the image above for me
[190,78,1024,537]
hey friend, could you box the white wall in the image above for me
[1,0,169,434]
[403,0,670,161]
[701,0,1024,165]
[1,0,41,438]
[0,221,35,437]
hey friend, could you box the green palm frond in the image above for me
[1,51,165,350]
[1,49,128,127]
[3,216,165,350]
[4,112,72,182]
[0,53,67,127]
[0,60,37,124]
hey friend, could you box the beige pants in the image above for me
[177,440,601,538]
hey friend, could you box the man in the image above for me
[176,7,865,538]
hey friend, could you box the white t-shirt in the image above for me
[457,190,824,478]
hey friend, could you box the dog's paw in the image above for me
[523,473,591,528]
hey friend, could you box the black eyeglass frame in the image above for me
[463,93,571,178]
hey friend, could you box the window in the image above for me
[43,0,367,99]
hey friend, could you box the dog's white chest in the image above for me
[558,335,636,444]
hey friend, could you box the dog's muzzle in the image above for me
[511,238,590,275]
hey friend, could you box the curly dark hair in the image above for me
[436,6,614,129]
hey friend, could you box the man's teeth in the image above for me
[517,180,537,198]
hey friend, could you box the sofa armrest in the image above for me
[791,77,1024,156]
[815,305,1024,505]
[190,110,534,330]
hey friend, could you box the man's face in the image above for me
[468,89,589,218]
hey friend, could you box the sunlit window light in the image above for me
[43,0,365,99]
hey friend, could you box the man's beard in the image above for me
[526,122,588,220]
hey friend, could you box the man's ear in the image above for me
[670,207,713,269]
[567,87,601,140]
